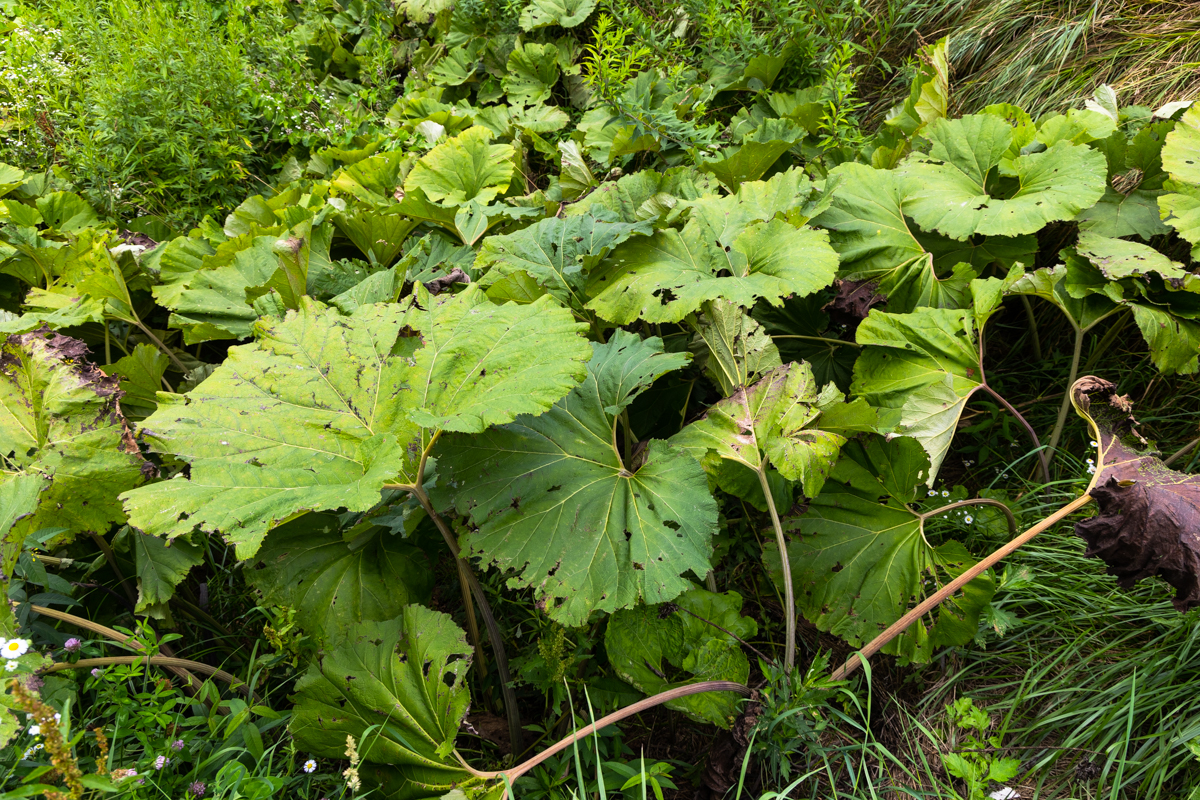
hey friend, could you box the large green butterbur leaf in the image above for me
[133,532,204,613]
[670,362,873,500]
[586,181,838,324]
[503,43,560,106]
[698,119,804,191]
[404,127,515,206]
[764,435,994,664]
[605,586,758,728]
[851,273,1018,481]
[121,288,590,558]
[519,0,596,29]
[435,331,715,626]
[1061,239,1200,374]
[1159,105,1200,259]
[291,605,489,798]
[475,208,652,319]
[813,163,978,313]
[250,513,433,642]
[0,329,151,543]
[688,299,781,397]
[898,114,1106,239]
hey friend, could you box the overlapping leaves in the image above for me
[120,287,589,558]
[764,435,994,663]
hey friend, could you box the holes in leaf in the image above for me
[663,519,681,531]
[652,287,677,305]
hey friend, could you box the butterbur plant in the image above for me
[4,5,1200,794]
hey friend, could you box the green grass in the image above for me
[876,0,1200,116]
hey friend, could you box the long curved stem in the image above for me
[45,656,250,697]
[132,318,188,374]
[832,492,1093,681]
[769,335,860,348]
[1166,437,1200,467]
[463,681,752,782]
[982,384,1050,483]
[410,486,524,756]
[1046,325,1084,463]
[758,468,795,672]
[1018,296,1043,362]
[31,605,221,703]
[920,498,1016,538]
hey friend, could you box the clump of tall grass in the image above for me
[874,0,1200,116]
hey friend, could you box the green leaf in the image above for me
[165,235,279,343]
[812,163,974,313]
[35,192,100,234]
[519,0,597,29]
[291,606,487,796]
[605,586,757,728]
[764,435,994,663]
[566,166,716,224]
[586,201,838,324]
[0,329,151,543]
[404,127,515,207]
[852,305,988,481]
[133,532,203,612]
[476,208,652,319]
[885,37,948,136]
[898,114,1107,239]
[558,141,598,200]
[1078,188,1169,240]
[1159,184,1200,260]
[1130,303,1200,375]
[434,331,713,626]
[0,293,105,334]
[698,119,803,191]
[1074,230,1188,282]
[687,299,780,397]
[333,208,419,267]
[503,43,560,106]
[0,474,45,576]
[0,163,25,198]
[670,362,858,499]
[121,289,589,558]
[1162,104,1200,185]
[103,344,170,422]
[249,513,433,641]
[1005,266,1120,333]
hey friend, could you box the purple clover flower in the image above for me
[154,754,169,770]
[63,638,82,652]
[90,668,103,679]
[188,780,207,797]
[171,739,185,751]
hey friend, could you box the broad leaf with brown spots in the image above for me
[0,328,151,543]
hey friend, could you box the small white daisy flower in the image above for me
[928,490,937,496]
[28,725,39,736]
[1,639,29,659]
[941,490,950,498]
[303,758,317,773]
[964,515,973,524]
[4,661,17,672]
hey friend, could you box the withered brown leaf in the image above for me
[1071,376,1200,610]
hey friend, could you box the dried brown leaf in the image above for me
[1072,376,1200,610]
